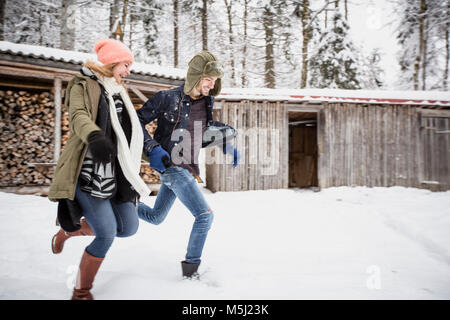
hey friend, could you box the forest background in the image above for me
[1,0,448,91]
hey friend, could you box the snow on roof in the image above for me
[1,41,449,105]
[218,87,450,106]
[0,41,186,81]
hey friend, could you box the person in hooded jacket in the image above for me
[137,51,239,279]
[48,39,150,300]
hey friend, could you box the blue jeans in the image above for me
[138,166,213,264]
[75,183,139,258]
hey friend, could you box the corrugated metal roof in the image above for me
[0,41,186,81]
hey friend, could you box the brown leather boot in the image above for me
[52,219,94,254]
[71,250,104,300]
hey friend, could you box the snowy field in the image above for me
[0,186,449,300]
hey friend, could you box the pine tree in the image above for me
[172,0,208,66]
[444,1,449,90]
[72,1,110,53]
[173,0,179,67]
[293,0,324,88]
[208,0,256,88]
[139,0,163,63]
[3,0,60,48]
[262,1,276,88]
[0,0,5,41]
[223,0,236,86]
[181,0,209,50]
[395,0,448,90]
[110,0,122,33]
[396,0,418,89]
[308,10,360,89]
[250,0,294,88]
[357,48,384,89]
[105,0,163,64]
[426,0,449,90]
[240,0,250,87]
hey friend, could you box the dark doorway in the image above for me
[288,112,318,188]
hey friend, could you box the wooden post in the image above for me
[282,103,289,188]
[53,77,62,162]
[129,86,148,103]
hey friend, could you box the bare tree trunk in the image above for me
[0,0,5,41]
[422,14,427,90]
[301,0,311,88]
[110,0,121,34]
[120,0,128,42]
[318,1,334,29]
[413,58,420,90]
[38,10,43,46]
[300,0,333,87]
[129,0,135,50]
[241,0,249,87]
[224,0,236,85]
[60,0,76,50]
[445,2,449,90]
[173,0,179,67]
[202,0,208,50]
[263,4,275,88]
[344,0,348,20]
[415,0,426,90]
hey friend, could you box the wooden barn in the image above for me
[1,41,449,194]
[209,88,450,192]
[0,41,184,193]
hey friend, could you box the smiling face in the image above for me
[191,77,218,99]
[112,61,132,84]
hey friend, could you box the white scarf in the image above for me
[100,76,150,198]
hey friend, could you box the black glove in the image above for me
[87,130,115,164]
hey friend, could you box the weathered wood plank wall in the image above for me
[420,116,450,189]
[318,103,450,190]
[205,100,288,192]
[318,103,416,187]
[206,101,449,192]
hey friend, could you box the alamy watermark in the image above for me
[366,265,382,290]
[169,122,281,176]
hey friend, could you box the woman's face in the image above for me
[112,61,131,83]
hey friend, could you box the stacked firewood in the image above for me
[0,88,161,187]
[0,89,56,186]
[61,102,70,148]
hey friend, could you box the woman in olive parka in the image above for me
[49,39,149,300]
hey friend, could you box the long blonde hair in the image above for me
[83,60,117,78]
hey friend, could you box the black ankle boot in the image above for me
[181,261,200,279]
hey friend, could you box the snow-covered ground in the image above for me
[1,186,449,300]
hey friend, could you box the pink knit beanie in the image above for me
[94,39,134,65]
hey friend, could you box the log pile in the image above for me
[0,88,161,187]
[0,89,56,186]
[61,102,70,148]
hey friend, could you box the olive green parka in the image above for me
[48,75,102,201]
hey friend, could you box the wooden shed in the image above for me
[207,88,450,192]
[0,41,184,192]
[2,42,450,193]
